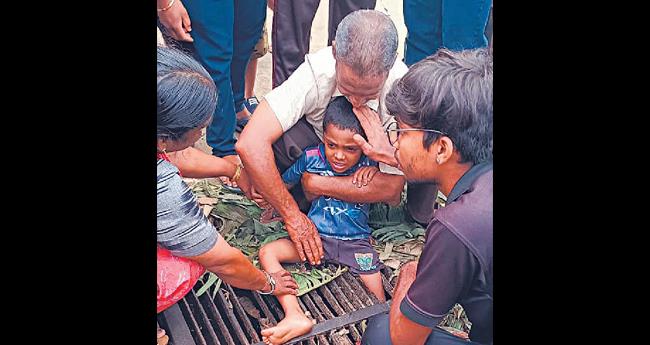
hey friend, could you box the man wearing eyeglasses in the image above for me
[359,48,493,345]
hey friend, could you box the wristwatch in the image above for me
[257,270,276,295]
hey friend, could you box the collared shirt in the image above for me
[264,46,408,175]
[281,144,377,240]
[400,162,493,344]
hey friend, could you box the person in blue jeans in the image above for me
[403,0,492,66]
[157,0,266,177]
[258,96,386,345]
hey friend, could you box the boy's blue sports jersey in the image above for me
[281,144,377,240]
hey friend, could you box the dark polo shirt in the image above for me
[400,161,493,344]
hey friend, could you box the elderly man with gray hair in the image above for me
[237,10,437,276]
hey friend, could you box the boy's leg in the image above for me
[333,238,386,301]
[258,239,314,345]
[258,237,302,272]
[359,272,386,302]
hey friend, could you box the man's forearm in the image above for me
[390,263,416,318]
[236,100,303,219]
[236,139,301,219]
[303,173,405,206]
[167,147,237,179]
[389,261,431,345]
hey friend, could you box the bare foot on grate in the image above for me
[261,313,313,345]
[157,326,169,345]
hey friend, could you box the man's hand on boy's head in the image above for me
[352,166,379,188]
[352,106,398,167]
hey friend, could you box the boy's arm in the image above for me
[280,150,311,188]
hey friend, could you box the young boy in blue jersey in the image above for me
[258,96,386,345]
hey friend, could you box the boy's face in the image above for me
[323,124,363,173]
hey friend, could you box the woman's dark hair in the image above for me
[323,96,367,140]
[386,48,493,164]
[157,46,217,141]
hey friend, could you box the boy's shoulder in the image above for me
[303,145,323,159]
[298,144,329,171]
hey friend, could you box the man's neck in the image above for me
[438,162,473,197]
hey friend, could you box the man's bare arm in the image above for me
[236,100,323,265]
[302,172,405,206]
[389,261,433,345]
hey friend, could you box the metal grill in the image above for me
[158,266,395,345]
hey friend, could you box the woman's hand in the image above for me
[266,269,299,296]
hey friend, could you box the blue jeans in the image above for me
[361,312,485,345]
[178,0,266,157]
[403,0,492,66]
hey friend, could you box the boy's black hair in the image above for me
[323,96,367,139]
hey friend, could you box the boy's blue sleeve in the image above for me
[361,156,379,168]
[281,152,310,187]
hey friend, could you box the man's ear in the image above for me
[332,41,336,58]
[436,136,454,165]
[157,137,167,152]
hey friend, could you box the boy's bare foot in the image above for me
[157,326,169,345]
[261,313,313,345]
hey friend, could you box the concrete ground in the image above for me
[194,0,406,155]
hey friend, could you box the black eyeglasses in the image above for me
[385,121,446,145]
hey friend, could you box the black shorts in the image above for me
[321,235,384,275]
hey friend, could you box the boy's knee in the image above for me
[258,244,275,264]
